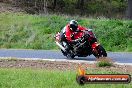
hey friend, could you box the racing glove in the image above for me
[71,38,82,44]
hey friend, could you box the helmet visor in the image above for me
[70,24,77,31]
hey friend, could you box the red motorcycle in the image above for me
[55,29,107,59]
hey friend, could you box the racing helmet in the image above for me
[69,20,78,31]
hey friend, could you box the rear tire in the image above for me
[93,45,107,58]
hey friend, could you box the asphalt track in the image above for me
[0,49,132,65]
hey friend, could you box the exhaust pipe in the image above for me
[55,41,66,52]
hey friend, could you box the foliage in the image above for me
[0,68,131,88]
[0,12,132,51]
[96,58,113,67]
[1,0,127,18]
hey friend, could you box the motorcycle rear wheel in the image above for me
[93,45,107,58]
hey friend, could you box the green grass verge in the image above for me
[96,58,113,67]
[0,68,131,88]
[96,61,112,67]
[0,12,132,51]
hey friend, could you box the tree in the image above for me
[80,0,84,15]
[76,0,84,15]
[76,0,80,8]
[126,0,132,19]
[53,0,56,9]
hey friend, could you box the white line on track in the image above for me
[0,57,132,66]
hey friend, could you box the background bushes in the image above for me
[0,13,131,51]
[0,0,127,18]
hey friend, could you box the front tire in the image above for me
[61,49,75,59]
[61,49,67,56]
[66,53,75,59]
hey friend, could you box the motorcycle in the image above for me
[55,29,107,59]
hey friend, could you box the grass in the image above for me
[0,12,132,51]
[0,68,131,88]
[97,61,112,67]
[96,58,113,67]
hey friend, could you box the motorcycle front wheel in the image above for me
[61,49,75,59]
[66,53,75,59]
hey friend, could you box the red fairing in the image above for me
[88,31,95,38]
[91,42,99,49]
[65,24,87,42]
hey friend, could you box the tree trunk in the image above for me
[53,0,56,9]
[43,0,48,14]
[80,0,84,15]
[126,0,132,19]
[76,0,80,9]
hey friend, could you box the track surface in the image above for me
[0,49,132,64]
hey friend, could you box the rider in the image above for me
[60,20,89,52]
